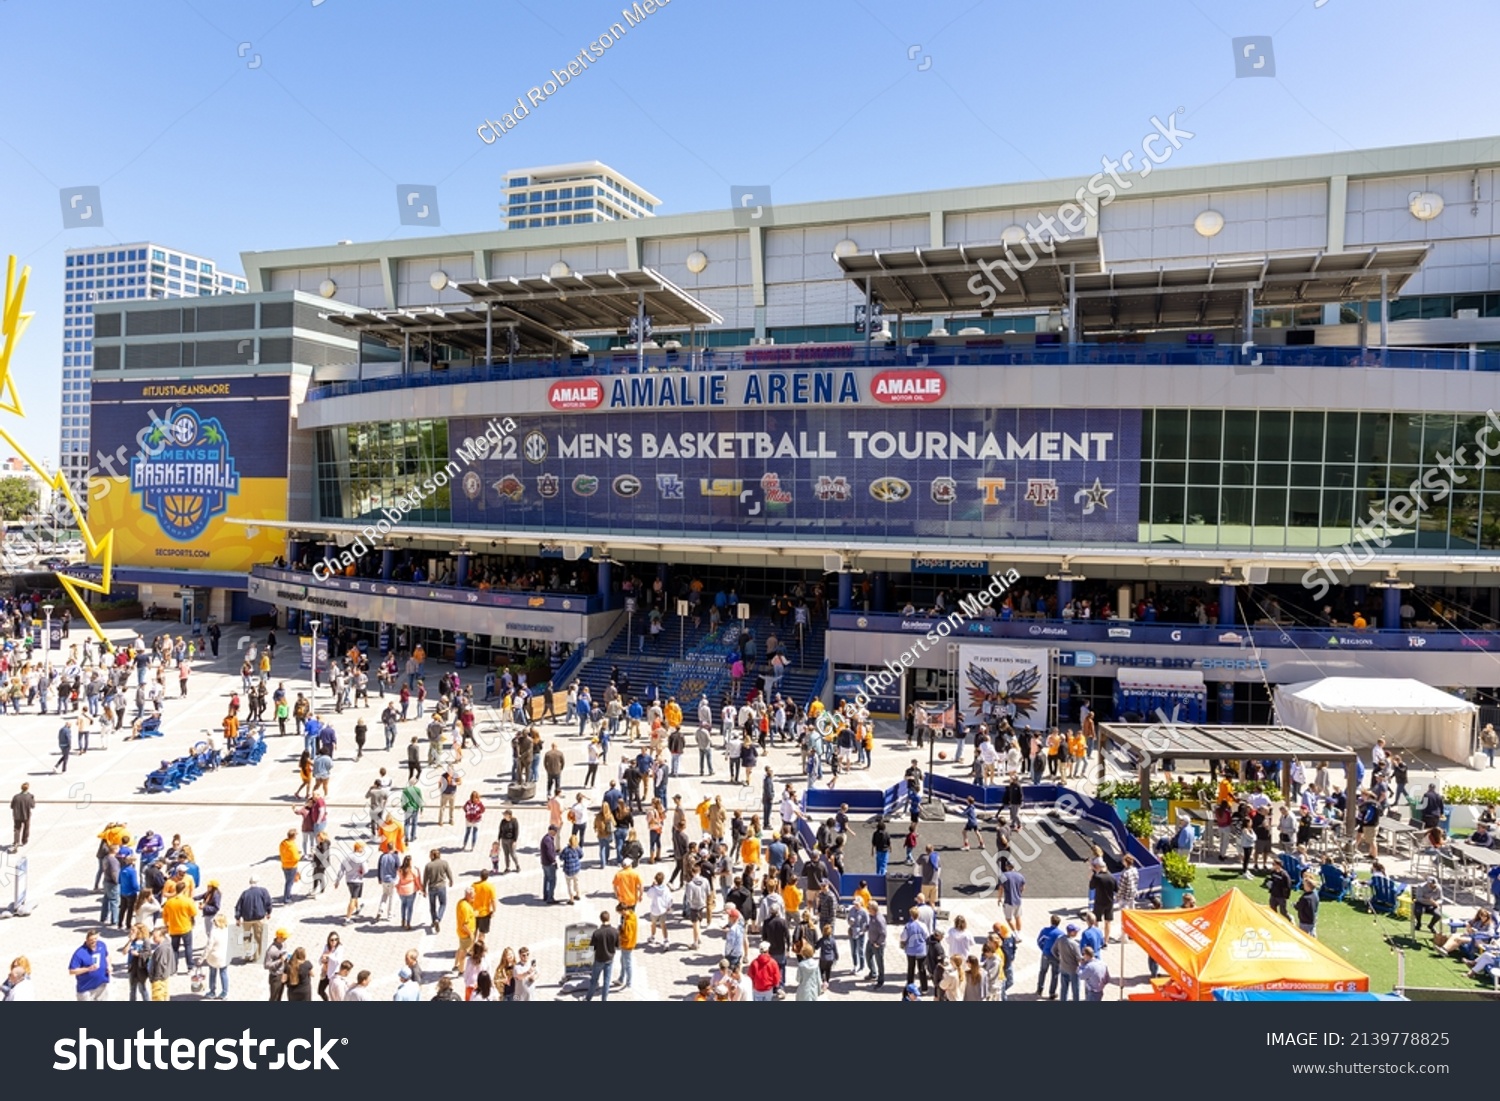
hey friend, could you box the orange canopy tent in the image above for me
[1121,888,1369,1001]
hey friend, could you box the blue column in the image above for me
[1383,585,1401,630]
[838,571,853,611]
[1219,583,1236,627]
[873,571,888,613]
[1056,578,1073,616]
[381,546,394,581]
[455,551,470,589]
[323,542,338,570]
[1218,681,1235,722]
[598,559,613,612]
[287,539,302,566]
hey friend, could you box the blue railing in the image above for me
[550,643,589,689]
[828,610,1499,653]
[251,565,604,614]
[304,341,1500,401]
[803,660,829,713]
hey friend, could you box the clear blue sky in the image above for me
[1,0,1497,464]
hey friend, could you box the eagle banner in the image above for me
[958,645,1049,732]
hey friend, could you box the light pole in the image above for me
[42,603,53,677]
[309,618,322,702]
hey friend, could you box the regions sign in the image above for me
[88,376,290,572]
[447,407,1141,544]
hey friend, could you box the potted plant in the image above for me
[1159,851,1196,908]
[1126,807,1154,842]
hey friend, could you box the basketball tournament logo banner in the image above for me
[958,644,1048,730]
[129,408,241,540]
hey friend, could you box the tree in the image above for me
[0,476,39,522]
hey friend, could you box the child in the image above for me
[835,803,850,836]
[962,797,985,851]
[904,826,919,866]
[489,840,501,875]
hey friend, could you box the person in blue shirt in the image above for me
[1035,914,1063,999]
[69,929,111,1001]
[118,856,141,930]
[392,966,421,1001]
[303,714,323,758]
[559,835,584,903]
[961,797,984,851]
[1080,912,1105,956]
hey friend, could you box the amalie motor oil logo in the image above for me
[870,369,946,404]
[548,379,605,410]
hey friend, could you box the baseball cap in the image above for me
[274,928,288,939]
[1066,922,1080,933]
[622,857,633,867]
[713,983,728,996]
[398,966,412,980]
[759,941,771,951]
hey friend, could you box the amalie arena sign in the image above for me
[548,368,945,411]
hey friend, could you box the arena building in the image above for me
[83,135,1500,742]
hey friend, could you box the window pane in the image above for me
[1291,411,1323,461]
[1189,410,1223,460]
[1259,412,1290,462]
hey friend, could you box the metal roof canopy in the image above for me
[323,304,586,357]
[837,238,1105,313]
[838,241,1429,329]
[455,267,723,333]
[1100,721,1359,832]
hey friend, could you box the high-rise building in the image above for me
[500,162,660,230]
[59,243,247,501]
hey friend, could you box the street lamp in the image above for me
[41,603,53,677]
[309,618,323,701]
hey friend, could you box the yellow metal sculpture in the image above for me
[0,255,115,640]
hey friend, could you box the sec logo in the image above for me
[523,431,549,464]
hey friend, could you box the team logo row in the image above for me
[464,469,1114,512]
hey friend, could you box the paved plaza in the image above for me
[1,617,1486,1002]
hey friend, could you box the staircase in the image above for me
[570,611,826,714]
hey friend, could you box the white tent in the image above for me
[1272,677,1477,764]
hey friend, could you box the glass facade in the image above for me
[314,407,1500,553]
[1142,409,1499,550]
[315,419,453,523]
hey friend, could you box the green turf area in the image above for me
[1188,866,1483,993]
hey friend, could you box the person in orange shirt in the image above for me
[782,879,803,915]
[454,886,477,972]
[1068,732,1088,778]
[613,858,643,909]
[222,711,239,744]
[379,814,406,854]
[472,868,496,944]
[617,901,639,989]
[278,830,301,905]
[740,830,762,870]
[161,882,200,974]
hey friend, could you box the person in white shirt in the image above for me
[1372,738,1388,771]
[698,696,713,729]
[344,969,374,1001]
[512,947,536,1001]
[945,914,973,961]
[2,957,35,1000]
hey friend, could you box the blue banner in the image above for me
[448,407,1141,543]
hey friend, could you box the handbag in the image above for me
[189,967,207,994]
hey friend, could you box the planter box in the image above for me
[1160,878,1194,908]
